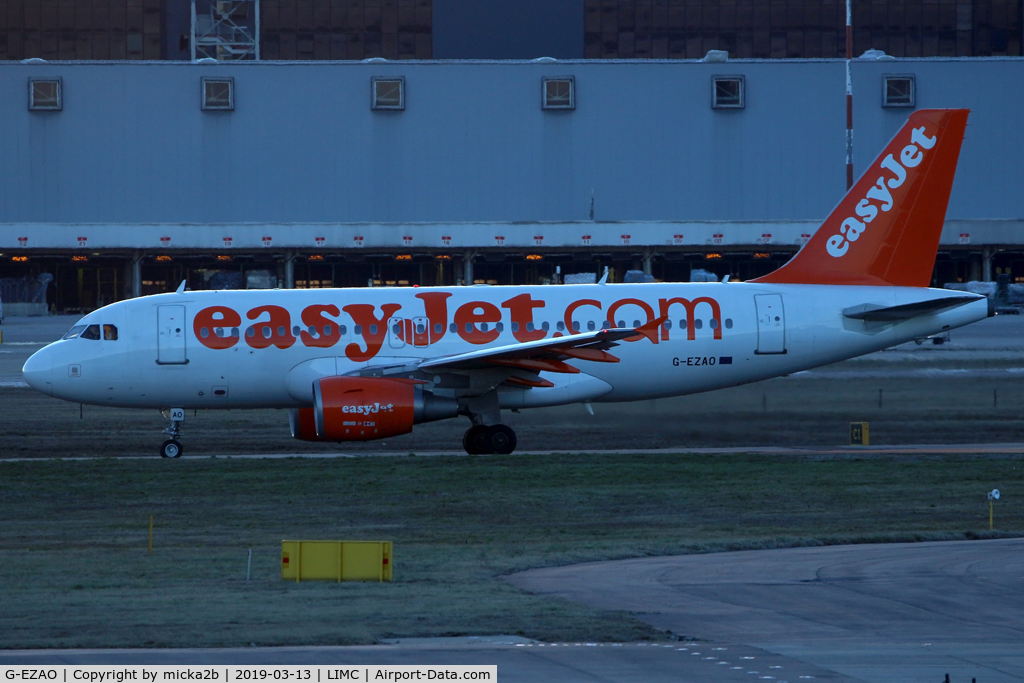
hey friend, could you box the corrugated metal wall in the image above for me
[1,59,1021,226]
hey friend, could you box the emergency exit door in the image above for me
[157,305,188,364]
[754,294,786,354]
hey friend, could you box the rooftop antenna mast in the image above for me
[845,0,853,189]
[191,0,260,61]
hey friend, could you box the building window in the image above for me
[29,78,62,111]
[542,77,575,110]
[712,76,744,109]
[883,75,915,107]
[201,77,234,111]
[372,77,405,110]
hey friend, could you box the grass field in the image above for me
[1,451,1021,649]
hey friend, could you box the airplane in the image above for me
[22,108,991,458]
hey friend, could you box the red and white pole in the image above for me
[845,0,854,189]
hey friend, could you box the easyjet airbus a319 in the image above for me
[24,109,990,457]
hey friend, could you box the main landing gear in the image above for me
[463,424,517,455]
[459,391,517,455]
[160,408,185,458]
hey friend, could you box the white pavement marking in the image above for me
[4,442,1024,463]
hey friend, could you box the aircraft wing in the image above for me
[418,328,626,371]
[843,295,984,322]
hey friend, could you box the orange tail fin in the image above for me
[752,109,969,287]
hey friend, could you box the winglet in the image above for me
[625,315,668,344]
[753,109,969,287]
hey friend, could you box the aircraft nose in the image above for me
[22,347,54,395]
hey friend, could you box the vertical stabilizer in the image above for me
[753,109,969,287]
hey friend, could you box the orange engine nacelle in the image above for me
[315,376,417,441]
[289,407,321,442]
[291,376,459,442]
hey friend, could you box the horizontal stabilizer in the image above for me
[842,295,982,322]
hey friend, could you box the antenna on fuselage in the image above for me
[175,280,186,294]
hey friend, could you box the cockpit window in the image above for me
[103,324,118,341]
[80,325,101,340]
[62,325,87,340]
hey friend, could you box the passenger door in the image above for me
[157,305,188,364]
[754,294,786,354]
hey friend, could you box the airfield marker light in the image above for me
[988,489,1000,530]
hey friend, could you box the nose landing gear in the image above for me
[160,408,185,458]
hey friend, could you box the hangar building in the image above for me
[0,1,1022,312]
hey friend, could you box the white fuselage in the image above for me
[23,282,989,411]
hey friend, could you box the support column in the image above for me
[463,251,475,285]
[982,246,993,282]
[642,249,653,277]
[131,251,142,298]
[284,250,295,289]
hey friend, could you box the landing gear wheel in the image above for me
[485,424,517,455]
[463,425,490,455]
[160,439,183,459]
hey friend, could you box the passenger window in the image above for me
[725,318,733,329]
[80,325,101,340]
[354,325,363,336]
[434,323,442,334]
[587,321,596,331]
[694,319,703,329]
[541,322,550,332]
[557,321,565,332]
[62,325,87,340]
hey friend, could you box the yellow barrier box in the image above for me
[850,422,870,446]
[281,540,392,582]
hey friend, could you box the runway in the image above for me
[3,540,1021,681]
